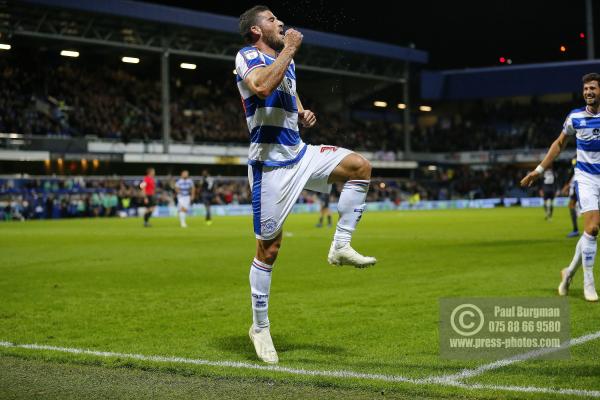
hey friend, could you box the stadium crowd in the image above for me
[3,56,581,154]
[413,99,580,152]
[0,163,573,221]
[0,176,252,220]
[0,58,399,152]
[0,54,582,222]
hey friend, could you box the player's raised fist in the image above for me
[299,110,316,128]
[520,170,540,187]
[284,29,303,50]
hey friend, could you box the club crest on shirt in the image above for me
[243,49,259,60]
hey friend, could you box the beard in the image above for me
[263,31,284,51]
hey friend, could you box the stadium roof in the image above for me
[421,59,600,100]
[2,0,429,82]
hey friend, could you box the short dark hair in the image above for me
[582,73,600,86]
[239,5,270,44]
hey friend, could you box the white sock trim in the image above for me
[252,258,273,272]
[584,232,597,241]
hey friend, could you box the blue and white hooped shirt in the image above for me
[564,106,600,176]
[175,178,194,197]
[235,46,305,167]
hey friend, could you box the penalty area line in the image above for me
[0,340,599,397]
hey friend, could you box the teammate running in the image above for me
[175,170,195,228]
[521,73,600,302]
[562,158,580,238]
[315,189,333,228]
[199,169,214,226]
[540,168,556,220]
[236,5,377,363]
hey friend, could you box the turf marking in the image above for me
[1,337,600,397]
[0,341,420,384]
[433,330,600,382]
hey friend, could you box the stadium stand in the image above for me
[411,98,580,152]
[0,55,400,151]
[0,0,583,222]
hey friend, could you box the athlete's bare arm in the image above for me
[139,181,147,197]
[244,29,303,99]
[297,96,316,128]
[139,182,148,204]
[521,131,570,187]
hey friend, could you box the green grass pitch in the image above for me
[1,208,599,399]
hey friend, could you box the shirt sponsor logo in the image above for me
[320,146,338,153]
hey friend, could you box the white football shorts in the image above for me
[177,195,191,211]
[248,144,352,240]
[574,169,600,213]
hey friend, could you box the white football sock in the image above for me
[566,235,584,275]
[179,211,186,226]
[581,232,597,285]
[250,258,273,330]
[333,180,369,249]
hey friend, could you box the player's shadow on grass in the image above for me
[564,288,590,300]
[213,336,483,375]
[212,335,347,360]
[209,335,256,359]
[273,335,347,356]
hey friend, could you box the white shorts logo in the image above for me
[261,218,278,236]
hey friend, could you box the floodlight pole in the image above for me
[586,0,595,59]
[402,61,411,156]
[161,41,171,154]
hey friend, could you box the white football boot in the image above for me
[249,325,278,364]
[327,242,376,268]
[583,269,599,302]
[558,268,573,296]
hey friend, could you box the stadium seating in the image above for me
[0,57,398,151]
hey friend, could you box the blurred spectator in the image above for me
[0,162,574,221]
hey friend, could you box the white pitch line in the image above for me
[434,330,600,382]
[1,340,600,398]
[0,341,420,384]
